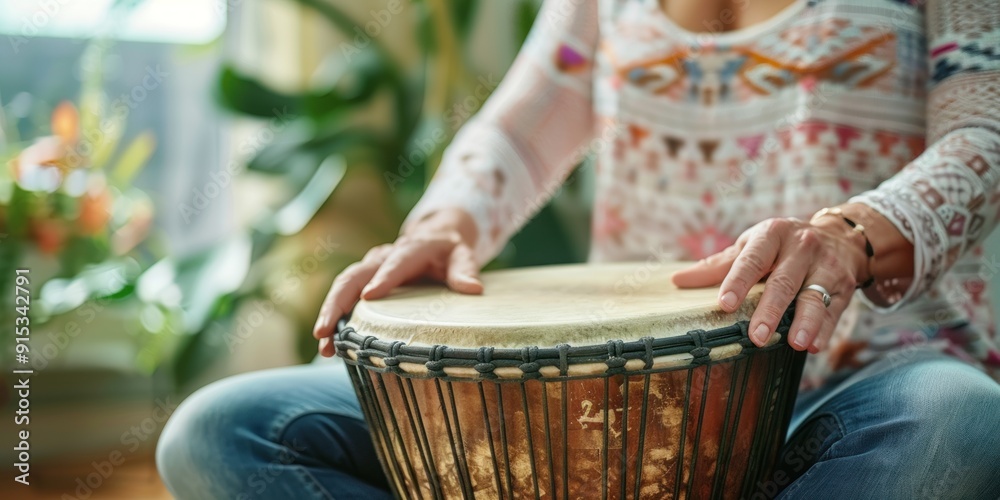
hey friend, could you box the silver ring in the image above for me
[803,284,832,308]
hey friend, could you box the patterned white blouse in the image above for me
[404,0,1000,386]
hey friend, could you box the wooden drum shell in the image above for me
[337,263,805,499]
[341,341,805,500]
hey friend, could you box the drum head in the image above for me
[347,262,766,348]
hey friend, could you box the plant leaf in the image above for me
[138,235,252,334]
[505,203,581,267]
[89,111,126,170]
[37,258,140,317]
[217,65,305,118]
[516,0,540,46]
[169,308,235,390]
[451,0,481,39]
[393,115,451,208]
[288,0,410,109]
[305,48,385,116]
[6,184,33,238]
[263,155,346,236]
[247,125,382,175]
[110,131,156,186]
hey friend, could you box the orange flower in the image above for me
[112,196,154,254]
[9,136,67,191]
[51,101,79,145]
[30,218,67,255]
[77,186,113,235]
[8,101,86,190]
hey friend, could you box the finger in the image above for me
[313,263,378,340]
[808,296,847,353]
[787,286,832,351]
[808,295,851,354]
[426,259,448,282]
[788,275,851,352]
[446,243,483,294]
[748,248,812,347]
[720,221,785,313]
[362,239,453,299]
[319,336,336,357]
[312,246,391,340]
[671,244,742,288]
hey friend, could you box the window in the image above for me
[1,0,233,255]
[0,0,226,45]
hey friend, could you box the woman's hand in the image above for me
[671,212,871,353]
[312,208,483,357]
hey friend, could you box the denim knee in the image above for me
[893,359,1000,458]
[279,410,391,490]
[775,354,1000,500]
[156,380,249,499]
[156,372,304,499]
[872,357,1000,496]
[156,364,371,499]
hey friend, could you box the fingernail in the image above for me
[721,291,737,310]
[792,329,808,349]
[752,324,770,345]
[319,337,330,352]
[361,283,376,296]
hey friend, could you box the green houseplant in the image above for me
[166,0,595,389]
[215,0,589,268]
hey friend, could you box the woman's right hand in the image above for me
[313,208,484,357]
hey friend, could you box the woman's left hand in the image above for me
[671,215,869,353]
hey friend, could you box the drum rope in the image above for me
[336,304,796,380]
[338,307,806,500]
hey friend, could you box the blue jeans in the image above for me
[156,349,1000,499]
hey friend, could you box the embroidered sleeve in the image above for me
[402,0,600,265]
[852,0,1000,310]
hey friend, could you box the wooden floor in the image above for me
[13,454,172,500]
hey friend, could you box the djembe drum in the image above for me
[335,262,804,499]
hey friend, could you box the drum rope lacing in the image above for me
[335,304,796,379]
